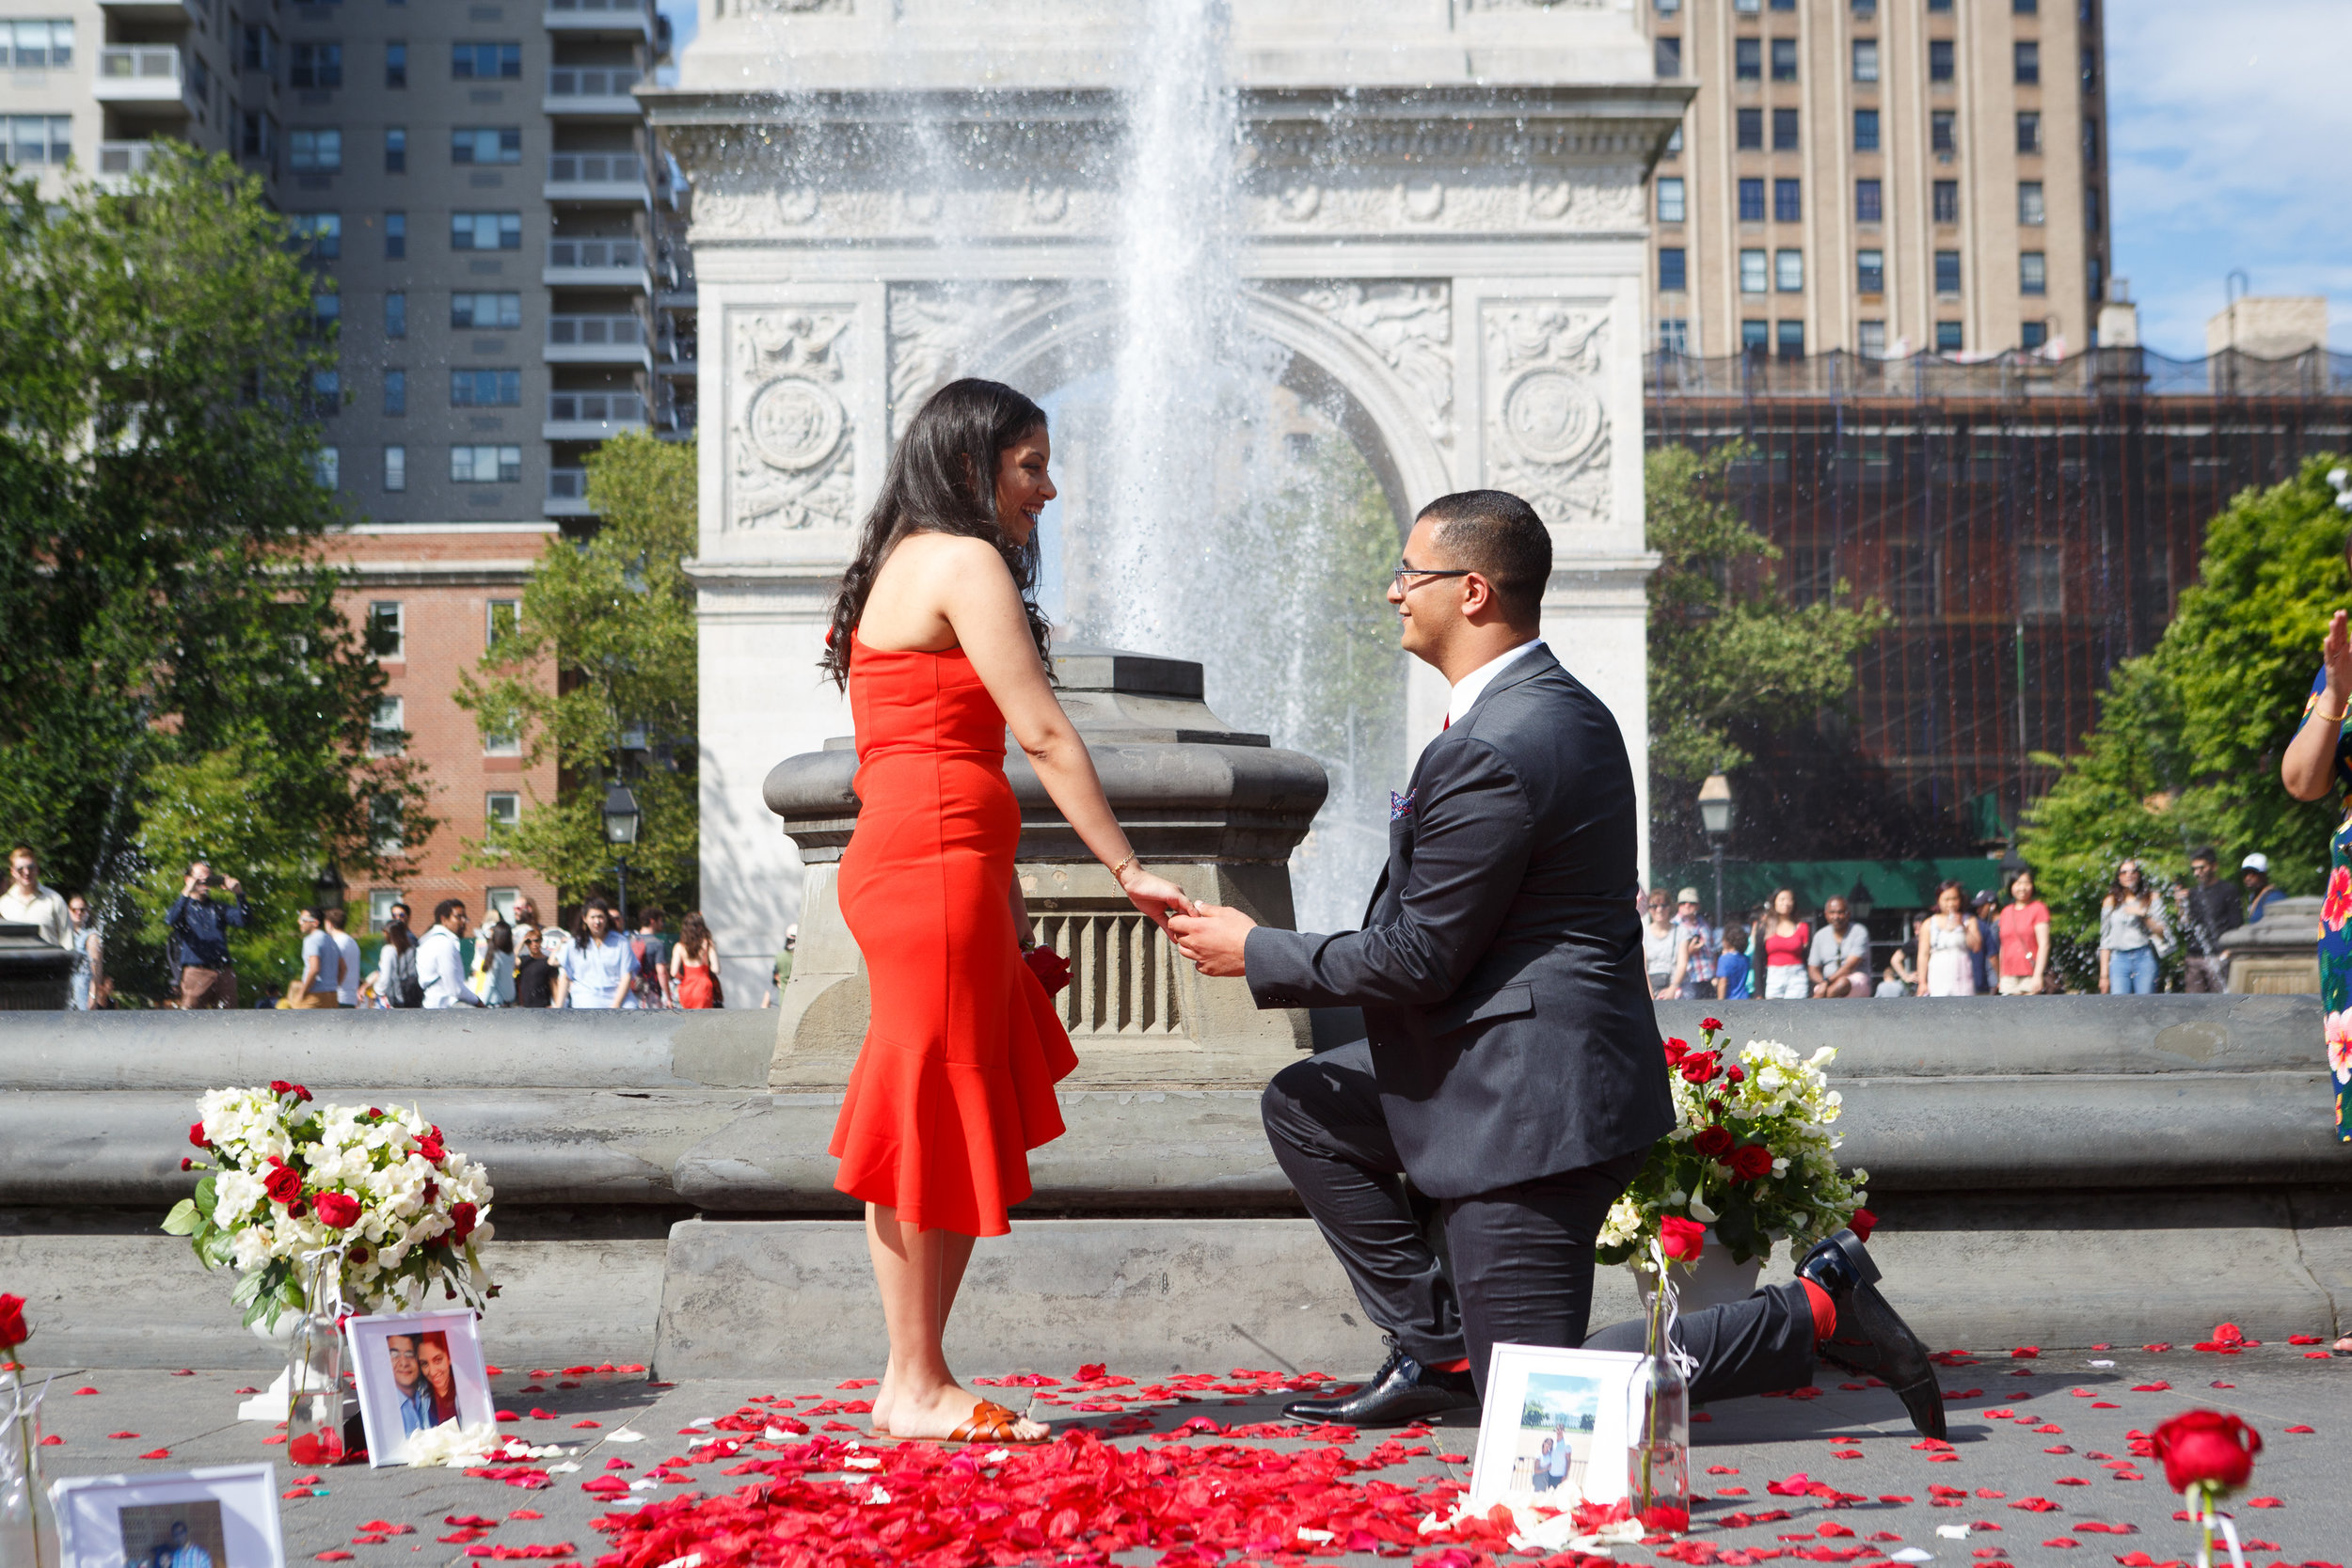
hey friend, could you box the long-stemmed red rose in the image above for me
[2153,1408,2262,1568]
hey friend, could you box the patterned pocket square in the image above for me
[1389,788,1415,821]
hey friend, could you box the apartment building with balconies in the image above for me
[1642,0,2111,359]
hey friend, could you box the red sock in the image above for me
[1802,1280,1838,1343]
[1428,1356,1471,1373]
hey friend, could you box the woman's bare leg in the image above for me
[865,1204,1041,1441]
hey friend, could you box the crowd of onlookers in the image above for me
[1644,847,2292,1000]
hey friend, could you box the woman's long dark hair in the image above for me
[821,377,1051,689]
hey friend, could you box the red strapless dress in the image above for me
[827,632,1076,1236]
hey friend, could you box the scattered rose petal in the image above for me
[106,1432,139,1439]
[2244,1497,2283,1509]
[2285,1425,2315,1433]
[139,1449,171,1460]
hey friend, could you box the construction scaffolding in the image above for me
[1645,345,2352,854]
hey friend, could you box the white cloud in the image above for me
[2106,0,2352,354]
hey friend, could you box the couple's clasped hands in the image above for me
[1134,880,1256,979]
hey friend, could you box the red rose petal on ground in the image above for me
[2305,1351,2333,1358]
[106,1432,139,1439]
[170,1370,193,1377]
[507,1512,542,1521]
[72,1386,100,1395]
[2129,1383,2170,1392]
[233,1387,260,1396]
[1708,1465,1740,1475]
[2056,1476,2092,1485]
[2285,1425,2315,1433]
[139,1449,171,1460]
[2244,1497,2283,1509]
[315,1554,355,1561]
[485,1366,503,1376]
[569,1420,600,1429]
[282,1490,314,1500]
[38,1436,60,1447]
[1878,1496,1914,1504]
[2141,1343,2171,1354]
[2091,1402,2121,1409]
[2011,1498,2060,1512]
[2012,1347,2041,1358]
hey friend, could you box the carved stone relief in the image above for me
[885,283,1073,437]
[1267,281,1454,445]
[1244,166,1646,237]
[1483,303,1612,529]
[730,310,856,531]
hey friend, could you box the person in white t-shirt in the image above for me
[324,906,362,1008]
[1,845,71,948]
[287,908,343,1007]
[554,897,634,1008]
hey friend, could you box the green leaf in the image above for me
[162,1198,200,1236]
[193,1175,217,1219]
[230,1269,264,1307]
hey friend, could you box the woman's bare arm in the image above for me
[2284,610,2352,800]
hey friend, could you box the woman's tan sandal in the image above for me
[946,1400,1045,1444]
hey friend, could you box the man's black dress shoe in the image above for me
[1798,1228,1947,1441]
[1282,1337,1479,1428]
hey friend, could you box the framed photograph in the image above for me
[346,1307,496,1466]
[51,1463,283,1568]
[1468,1344,1646,1511]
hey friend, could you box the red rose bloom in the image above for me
[1023,946,1073,997]
[1849,1207,1878,1243]
[292,1084,312,1102]
[1662,1037,1690,1067]
[1677,1052,1721,1085]
[450,1201,478,1243]
[1725,1064,1746,1085]
[1726,1144,1776,1181]
[1692,1125,1735,1159]
[1660,1216,1707,1263]
[416,1134,446,1164]
[0,1292,28,1350]
[312,1191,361,1229]
[262,1164,303,1205]
[2152,1409,2261,1494]
[346,1244,371,1265]
[187,1121,208,1149]
[1701,1018,1723,1033]
[268,1079,295,1097]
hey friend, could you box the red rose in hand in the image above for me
[2152,1409,2261,1494]
[0,1292,28,1350]
[1849,1207,1878,1243]
[1660,1215,1707,1263]
[1677,1051,1721,1085]
[188,1121,209,1150]
[1692,1125,1736,1160]
[1726,1144,1776,1182]
[312,1192,361,1229]
[450,1201,479,1243]
[262,1164,303,1205]
[1701,1017,1724,1033]
[1023,946,1073,997]
[1662,1037,1690,1067]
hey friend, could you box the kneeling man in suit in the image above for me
[1170,489,1944,1438]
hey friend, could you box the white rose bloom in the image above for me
[230,1227,276,1271]
[215,1171,266,1226]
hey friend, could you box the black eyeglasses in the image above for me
[1392,564,1473,593]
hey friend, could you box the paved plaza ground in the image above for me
[24,1344,2346,1568]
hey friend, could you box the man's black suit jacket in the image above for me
[1243,644,1675,1199]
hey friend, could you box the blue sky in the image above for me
[2106,0,2352,355]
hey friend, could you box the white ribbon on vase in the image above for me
[1644,1235,1702,1387]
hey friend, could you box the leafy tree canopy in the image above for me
[456,431,697,912]
[0,148,431,992]
[2019,455,2352,942]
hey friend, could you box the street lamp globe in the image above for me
[1696,772,1735,839]
[602,780,643,847]
[312,864,345,911]
[1847,879,1875,923]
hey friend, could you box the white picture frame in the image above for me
[50,1463,284,1568]
[1468,1344,1647,1511]
[346,1307,497,1467]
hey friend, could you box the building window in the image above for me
[368,601,404,659]
[2085,184,2103,230]
[451,445,522,483]
[451,212,522,251]
[1936,320,1964,353]
[240,112,275,162]
[451,368,521,406]
[1891,541,1939,617]
[1856,178,1883,223]
[289,129,342,172]
[485,792,521,830]
[1933,181,1959,225]
[384,125,406,172]
[1771,38,1797,81]
[1775,249,1804,293]
[2017,112,2042,153]
[1666,123,1683,156]
[385,40,405,87]
[312,291,340,331]
[383,368,405,415]
[1658,319,1690,355]
[385,292,405,338]
[1657,177,1686,224]
[4,18,71,68]
[2019,542,2063,619]
[1857,249,1885,293]
[2020,251,2048,295]
[2019,181,2045,225]
[1656,0,1679,13]
[452,292,522,329]
[2014,0,2040,10]
[1854,109,1880,151]
[2081,45,2098,89]
[240,24,272,72]
[1655,36,1680,77]
[2022,320,2050,351]
[1935,250,1963,294]
[1659,247,1688,293]
[2090,254,2105,302]
[487,599,520,648]
[1929,40,1954,82]
[1852,0,1876,13]
[385,212,405,258]
[367,890,403,931]
[2083,116,2099,161]
[1772,107,1800,150]
[452,126,522,165]
[1776,321,1804,359]
[1735,38,1761,80]
[452,40,521,79]
[1770,0,1794,9]
[1928,0,1951,9]
[1734,0,1758,12]
[1858,320,1887,357]
[1852,39,1879,82]
[384,444,405,491]
[1773,178,1802,221]
[1931,111,1957,153]
[1740,249,1769,293]
[290,42,342,89]
[1738,179,1767,222]
[370,696,404,756]
[369,796,403,856]
[1741,320,1771,356]
[289,213,342,260]
[1788,544,1836,608]
[2014,41,2040,84]
[1737,108,1764,150]
[3,115,71,166]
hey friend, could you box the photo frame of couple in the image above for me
[1467,1345,1645,1512]
[345,1309,496,1466]
[49,1463,283,1568]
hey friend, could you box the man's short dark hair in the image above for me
[1416,489,1551,620]
[434,897,467,924]
[299,906,323,924]
[8,844,34,863]
[323,906,347,928]
[2192,847,2218,864]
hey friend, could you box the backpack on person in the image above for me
[390,945,424,1008]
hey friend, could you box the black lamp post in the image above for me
[1697,772,1735,932]
[313,863,345,913]
[1846,878,1875,924]
[602,780,642,928]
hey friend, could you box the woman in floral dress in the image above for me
[2280,606,2352,1145]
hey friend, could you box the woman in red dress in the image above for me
[821,378,1195,1445]
[671,911,720,1008]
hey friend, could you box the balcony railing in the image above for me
[548,467,591,507]
[547,237,643,270]
[97,140,159,176]
[548,390,644,423]
[548,67,641,97]
[548,313,644,349]
[548,0,644,11]
[547,151,644,187]
[95,44,185,96]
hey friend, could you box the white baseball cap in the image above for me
[2242,853,2269,874]
[1677,887,1702,905]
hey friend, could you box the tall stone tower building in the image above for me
[1640,0,2111,358]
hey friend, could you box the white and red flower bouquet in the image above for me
[164,1081,497,1327]
[1597,1019,1871,1270]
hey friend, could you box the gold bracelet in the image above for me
[1106,853,1137,882]
[2318,706,2348,725]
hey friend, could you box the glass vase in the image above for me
[281,1257,349,1467]
[1626,1262,1692,1537]
[0,1364,58,1568]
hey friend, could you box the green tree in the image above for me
[2019,455,2352,953]
[1645,443,1889,784]
[0,148,433,993]
[456,431,698,911]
